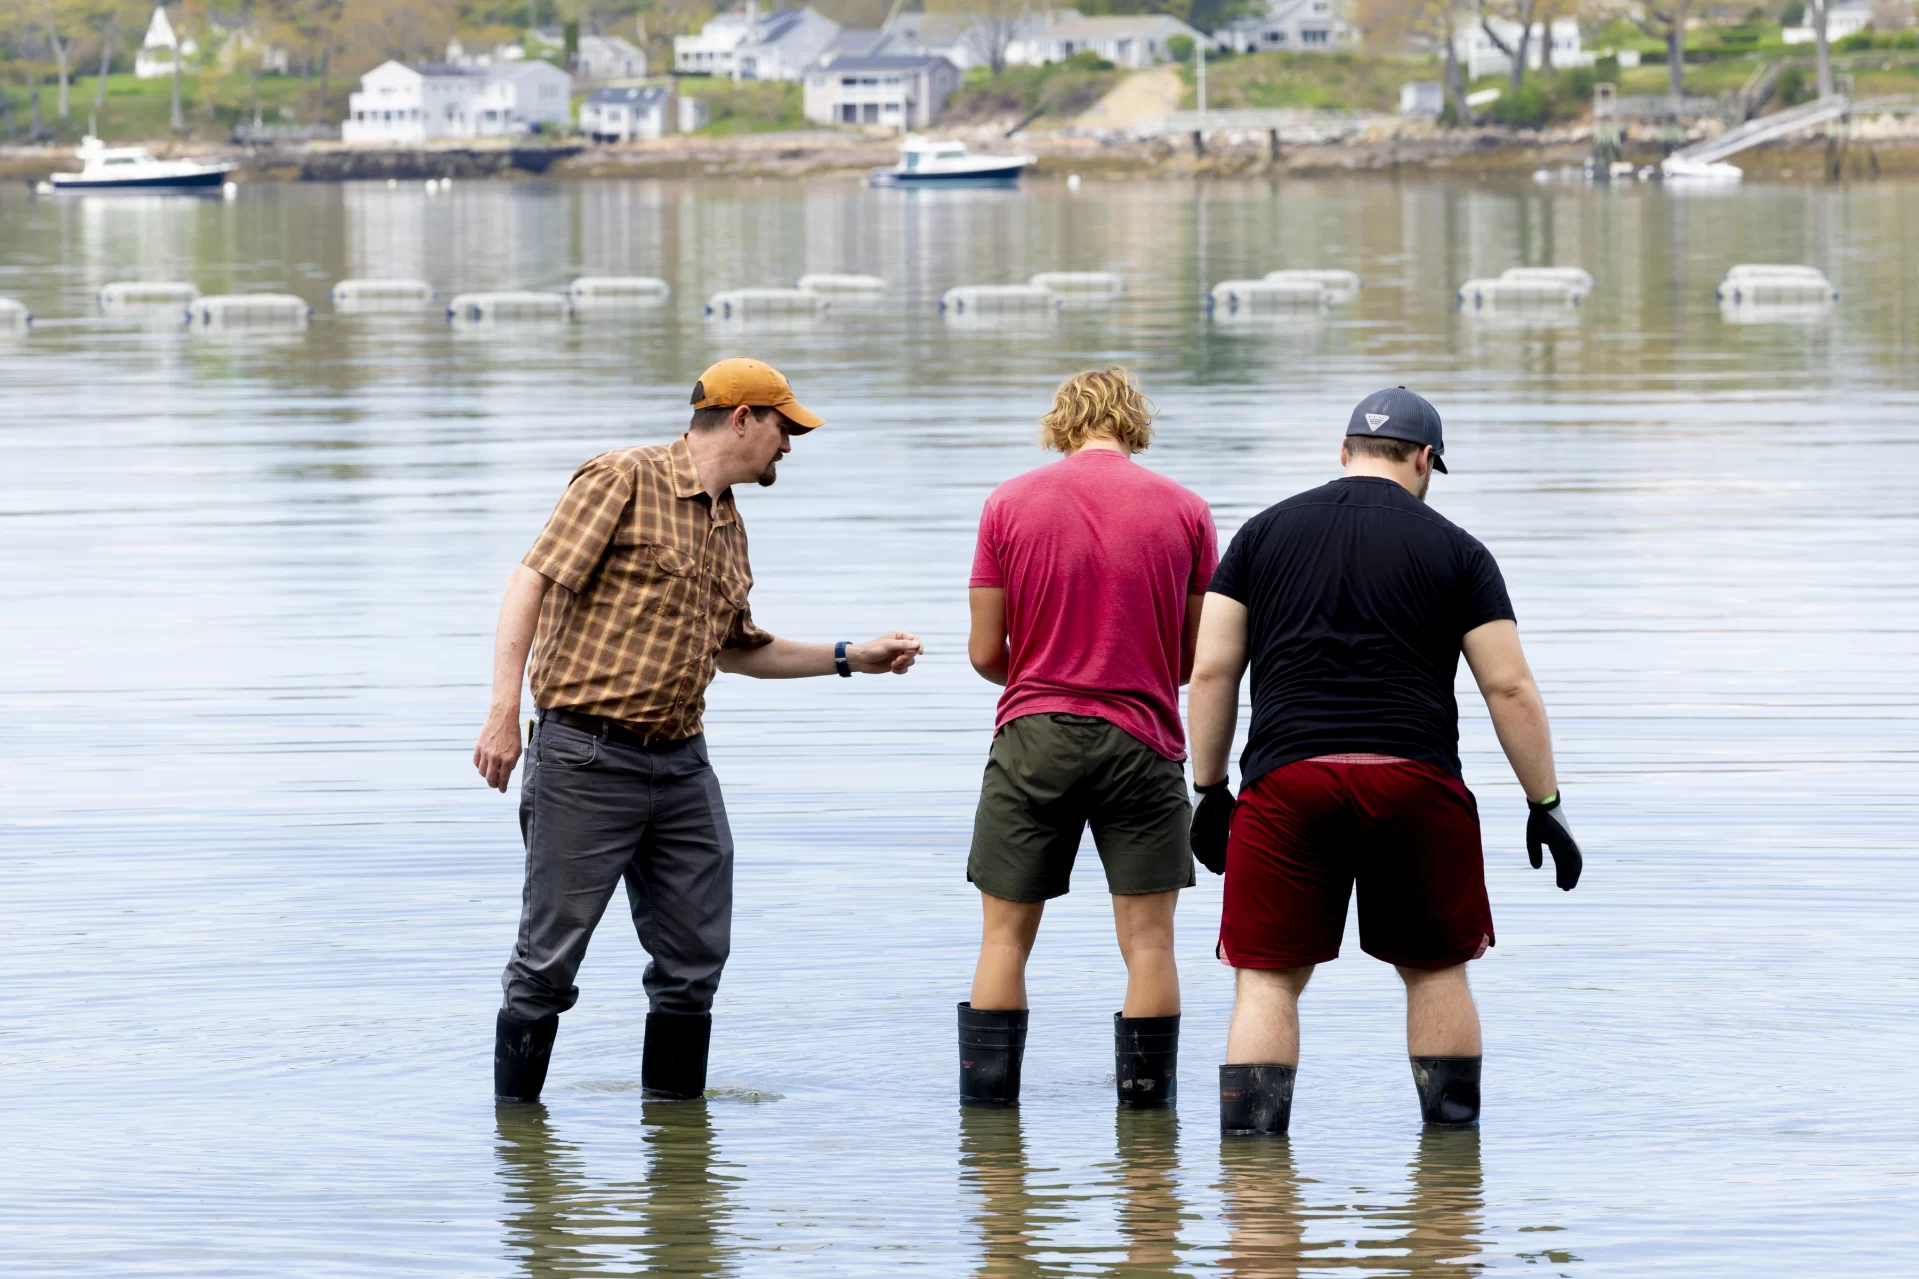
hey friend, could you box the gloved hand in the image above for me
[1526,793,1583,891]
[1191,779,1236,876]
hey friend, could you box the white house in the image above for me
[343,60,572,143]
[1457,17,1590,80]
[1784,0,1874,45]
[803,54,960,127]
[675,7,842,81]
[135,6,193,79]
[576,34,648,81]
[1005,13,1205,69]
[1217,0,1358,55]
[581,84,676,141]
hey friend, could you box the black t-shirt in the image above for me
[1209,477,1515,786]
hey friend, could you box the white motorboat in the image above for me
[869,136,1035,188]
[45,137,234,193]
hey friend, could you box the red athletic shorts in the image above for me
[1218,755,1494,971]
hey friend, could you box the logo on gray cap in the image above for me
[1364,413,1389,432]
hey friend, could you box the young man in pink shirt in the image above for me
[961,366,1219,1108]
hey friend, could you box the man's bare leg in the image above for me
[1398,964,1482,1057]
[1112,890,1180,1018]
[1225,966,1314,1065]
[970,894,1045,1010]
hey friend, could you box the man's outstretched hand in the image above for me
[474,710,523,793]
[1526,793,1583,891]
[1190,779,1235,875]
[851,632,924,674]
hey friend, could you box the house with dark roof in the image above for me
[802,54,960,128]
[581,84,677,141]
[675,6,841,81]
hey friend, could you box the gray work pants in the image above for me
[500,716,734,1022]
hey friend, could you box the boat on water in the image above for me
[41,137,234,193]
[869,136,1035,188]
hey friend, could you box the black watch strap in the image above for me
[834,640,852,678]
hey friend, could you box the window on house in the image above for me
[861,103,878,122]
[1303,28,1328,44]
[840,103,857,122]
[842,76,857,85]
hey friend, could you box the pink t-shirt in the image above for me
[970,448,1219,760]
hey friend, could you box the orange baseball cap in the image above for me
[690,357,823,432]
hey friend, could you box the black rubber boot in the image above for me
[1410,1055,1482,1127]
[642,1010,712,1100]
[494,1010,558,1104]
[958,1002,1028,1106]
[1114,1012,1179,1108]
[1219,1063,1296,1135]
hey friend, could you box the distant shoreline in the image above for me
[6,122,1917,185]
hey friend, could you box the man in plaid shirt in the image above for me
[474,357,923,1104]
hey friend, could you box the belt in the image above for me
[539,708,695,754]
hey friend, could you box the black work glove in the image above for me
[1191,780,1236,876]
[1526,793,1583,891]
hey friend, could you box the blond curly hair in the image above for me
[1038,365,1157,455]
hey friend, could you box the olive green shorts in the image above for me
[967,713,1196,903]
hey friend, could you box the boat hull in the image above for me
[871,162,1030,188]
[49,167,232,192]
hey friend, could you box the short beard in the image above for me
[756,459,779,487]
[1413,469,1432,500]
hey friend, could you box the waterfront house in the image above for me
[674,7,842,81]
[1784,0,1873,45]
[1216,0,1358,55]
[1456,17,1591,79]
[1005,13,1205,70]
[581,85,676,141]
[826,13,989,71]
[135,6,191,79]
[803,55,960,127]
[137,5,287,78]
[343,60,572,143]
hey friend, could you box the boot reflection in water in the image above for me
[493,1100,732,1279]
[1219,1135,1309,1278]
[1400,1126,1485,1271]
[1114,1107,1187,1272]
[958,1106,1057,1277]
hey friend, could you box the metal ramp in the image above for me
[1666,95,1850,169]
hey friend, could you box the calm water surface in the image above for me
[1,177,1916,1275]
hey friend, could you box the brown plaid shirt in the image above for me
[523,436,771,738]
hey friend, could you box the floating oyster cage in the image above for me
[1028,271,1125,295]
[1715,265,1836,304]
[99,281,200,307]
[1263,269,1361,300]
[332,278,437,303]
[1455,277,1583,309]
[795,273,886,294]
[705,288,829,318]
[0,296,31,328]
[1500,266,1594,295]
[1208,279,1330,313]
[194,294,312,326]
[447,291,572,322]
[940,284,1064,315]
[566,276,673,304]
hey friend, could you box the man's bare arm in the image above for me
[967,587,1009,687]
[715,633,922,678]
[1461,618,1558,802]
[475,565,553,792]
[1188,593,1250,787]
[1179,592,1206,686]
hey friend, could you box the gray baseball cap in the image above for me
[1346,387,1447,473]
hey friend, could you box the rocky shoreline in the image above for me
[6,117,1919,185]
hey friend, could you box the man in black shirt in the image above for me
[1187,387,1582,1136]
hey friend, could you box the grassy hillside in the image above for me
[5,71,324,144]
[945,55,1124,125]
[678,77,806,135]
[1179,51,1440,113]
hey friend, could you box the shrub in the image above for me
[1168,35,1195,63]
[1593,54,1620,81]
[1063,50,1115,71]
[1488,79,1551,127]
[1777,65,1812,105]
[1779,1,1805,25]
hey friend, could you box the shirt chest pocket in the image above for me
[623,540,700,621]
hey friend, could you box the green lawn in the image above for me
[946,56,1124,125]
[678,77,805,135]
[6,71,326,143]
[1180,51,1441,113]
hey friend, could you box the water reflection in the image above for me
[1110,1108,1187,1276]
[494,1101,733,1277]
[1219,1130,1483,1276]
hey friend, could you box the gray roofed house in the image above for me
[1217,0,1358,55]
[802,53,961,128]
[675,6,842,81]
[581,84,677,141]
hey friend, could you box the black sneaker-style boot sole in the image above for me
[958,1002,1028,1105]
[1219,1063,1296,1135]
[642,1010,712,1100]
[1410,1055,1482,1126]
[1114,1012,1180,1108]
[495,1010,559,1103]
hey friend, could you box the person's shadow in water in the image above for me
[1220,1127,1485,1277]
[494,1100,733,1278]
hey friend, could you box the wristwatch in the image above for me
[834,640,853,678]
